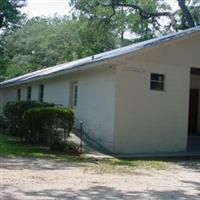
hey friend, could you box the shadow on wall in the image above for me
[2,184,200,200]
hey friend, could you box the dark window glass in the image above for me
[74,84,78,107]
[150,73,165,91]
[38,84,44,102]
[27,87,32,100]
[17,89,21,101]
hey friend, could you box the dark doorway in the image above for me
[188,89,199,134]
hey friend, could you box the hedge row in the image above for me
[3,101,74,151]
[3,101,55,139]
[24,107,74,150]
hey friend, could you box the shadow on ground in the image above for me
[0,156,87,170]
[2,184,200,200]
[1,156,200,199]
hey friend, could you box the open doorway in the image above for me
[188,88,199,134]
[189,68,200,136]
[187,68,200,152]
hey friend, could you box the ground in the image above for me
[1,156,200,200]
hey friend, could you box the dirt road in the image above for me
[1,156,200,200]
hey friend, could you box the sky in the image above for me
[21,0,72,17]
[21,0,179,17]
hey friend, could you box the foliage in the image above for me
[70,0,199,41]
[0,115,8,130]
[0,134,83,158]
[3,101,55,139]
[0,1,199,80]
[1,17,116,79]
[70,0,172,42]
[24,107,74,151]
[0,0,26,30]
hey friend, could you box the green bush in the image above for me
[3,101,55,140]
[24,107,74,150]
[0,115,8,131]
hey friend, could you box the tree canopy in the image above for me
[0,0,199,80]
[0,0,26,30]
[1,17,117,79]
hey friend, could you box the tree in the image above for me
[70,0,198,41]
[2,16,116,78]
[70,0,173,43]
[0,0,26,30]
[177,0,195,28]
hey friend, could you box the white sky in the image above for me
[21,0,72,17]
[21,0,179,18]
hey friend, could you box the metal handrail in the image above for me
[73,117,84,153]
[72,118,113,155]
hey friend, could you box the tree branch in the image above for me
[177,0,195,27]
[116,3,171,19]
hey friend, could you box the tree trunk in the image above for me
[177,0,195,28]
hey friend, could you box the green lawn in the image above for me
[1,134,196,173]
[0,134,90,161]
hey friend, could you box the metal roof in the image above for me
[1,26,200,87]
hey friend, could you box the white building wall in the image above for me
[42,67,116,150]
[0,66,116,151]
[113,31,200,154]
[114,64,190,154]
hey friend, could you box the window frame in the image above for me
[150,73,165,91]
[38,84,44,102]
[71,81,78,108]
[27,86,32,101]
[17,88,21,101]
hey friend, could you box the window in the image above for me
[150,73,165,91]
[27,87,32,101]
[71,82,78,107]
[38,84,44,102]
[17,88,21,101]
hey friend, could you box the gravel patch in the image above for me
[1,156,200,200]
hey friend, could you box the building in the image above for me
[0,26,200,154]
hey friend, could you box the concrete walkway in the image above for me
[68,132,112,158]
[70,132,200,158]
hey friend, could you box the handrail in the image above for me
[72,117,84,153]
[72,117,113,155]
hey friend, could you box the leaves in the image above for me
[1,16,116,79]
[0,0,26,30]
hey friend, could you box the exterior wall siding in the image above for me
[113,32,200,154]
[0,66,116,151]
[114,64,190,154]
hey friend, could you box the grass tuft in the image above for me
[2,134,197,174]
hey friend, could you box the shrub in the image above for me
[0,115,8,131]
[3,101,55,140]
[24,107,74,150]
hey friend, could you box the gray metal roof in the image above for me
[1,26,200,87]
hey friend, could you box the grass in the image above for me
[1,134,195,173]
[0,134,94,162]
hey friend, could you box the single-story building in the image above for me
[0,26,200,154]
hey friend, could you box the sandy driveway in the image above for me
[1,156,200,200]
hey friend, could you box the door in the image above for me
[188,89,199,134]
[70,82,78,108]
